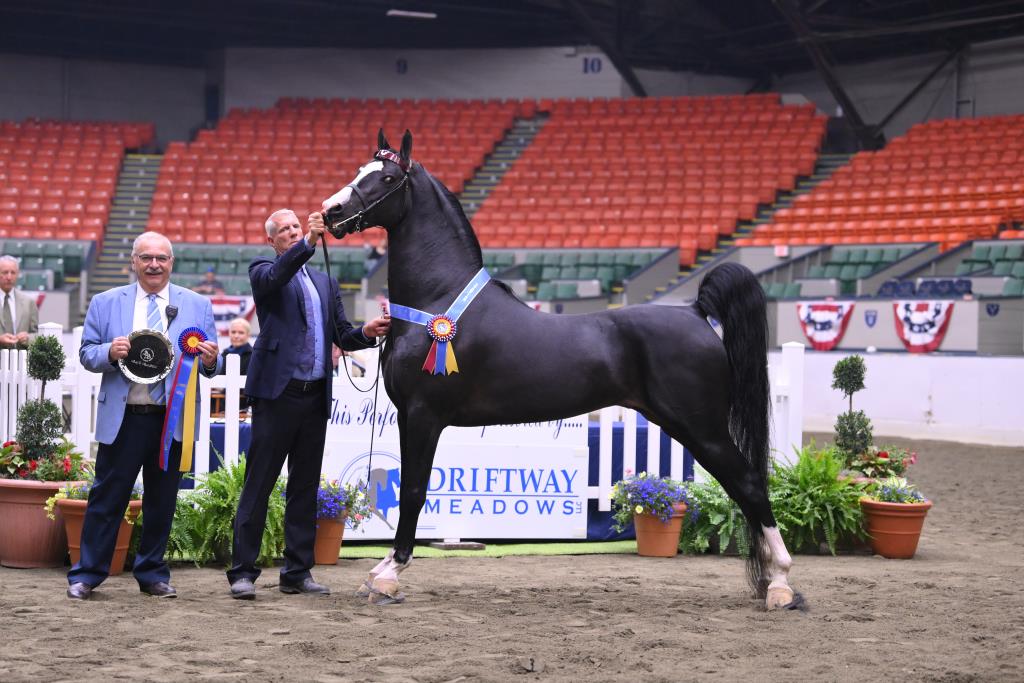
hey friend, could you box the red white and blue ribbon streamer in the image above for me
[159,327,207,471]
[388,268,490,375]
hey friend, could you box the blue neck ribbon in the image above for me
[388,268,490,375]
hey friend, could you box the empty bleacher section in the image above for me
[147,98,522,246]
[471,95,826,264]
[172,244,368,293]
[0,120,154,243]
[737,114,1024,249]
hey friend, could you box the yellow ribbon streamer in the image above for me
[445,342,459,374]
[179,360,200,472]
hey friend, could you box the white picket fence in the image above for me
[0,325,805,516]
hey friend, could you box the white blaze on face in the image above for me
[322,161,385,213]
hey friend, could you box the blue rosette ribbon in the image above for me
[159,326,207,471]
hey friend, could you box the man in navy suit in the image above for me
[227,209,389,599]
[68,232,220,600]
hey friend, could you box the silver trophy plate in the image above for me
[118,328,174,384]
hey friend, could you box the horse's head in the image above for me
[322,129,413,238]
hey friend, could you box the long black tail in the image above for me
[695,261,772,595]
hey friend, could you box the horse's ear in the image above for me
[400,129,413,163]
[377,128,390,151]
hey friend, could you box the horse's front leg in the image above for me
[360,408,443,605]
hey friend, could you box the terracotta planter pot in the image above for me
[0,479,85,568]
[634,502,687,557]
[313,518,346,565]
[58,498,142,575]
[860,498,933,559]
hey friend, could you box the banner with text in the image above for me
[320,385,589,540]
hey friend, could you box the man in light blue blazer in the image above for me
[67,232,221,601]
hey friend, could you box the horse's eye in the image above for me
[383,175,394,183]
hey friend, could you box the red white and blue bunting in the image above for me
[796,301,856,351]
[892,300,954,353]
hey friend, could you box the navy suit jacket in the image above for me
[246,239,374,413]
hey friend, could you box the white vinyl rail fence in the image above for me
[1,325,804,514]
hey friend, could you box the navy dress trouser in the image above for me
[67,412,183,588]
[227,382,328,586]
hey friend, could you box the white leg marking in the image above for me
[762,525,795,609]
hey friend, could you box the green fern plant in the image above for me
[769,443,869,554]
[167,455,286,566]
[679,470,750,556]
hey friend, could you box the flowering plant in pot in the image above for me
[312,478,372,564]
[846,445,917,481]
[611,471,695,557]
[860,476,932,559]
[44,477,142,575]
[0,334,89,568]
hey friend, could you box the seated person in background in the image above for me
[193,268,226,296]
[219,317,253,410]
[363,235,387,274]
[0,255,39,350]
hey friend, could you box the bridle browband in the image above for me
[324,149,411,238]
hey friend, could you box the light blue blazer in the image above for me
[80,283,221,445]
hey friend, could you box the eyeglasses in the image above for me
[134,254,172,264]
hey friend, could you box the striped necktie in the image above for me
[147,293,165,404]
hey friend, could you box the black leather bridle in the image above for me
[324,149,411,238]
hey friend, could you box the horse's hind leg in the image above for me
[652,413,796,609]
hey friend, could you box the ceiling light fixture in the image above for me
[386,9,438,20]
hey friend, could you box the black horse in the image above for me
[322,130,797,610]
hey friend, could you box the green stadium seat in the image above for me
[782,282,802,298]
[1011,262,1024,279]
[846,249,867,265]
[880,247,900,263]
[970,244,991,262]
[806,265,825,278]
[954,262,978,276]
[897,247,916,259]
[988,245,1007,261]
[596,266,616,292]
[535,282,554,300]
[1002,278,1024,297]
[560,252,579,267]
[993,261,1013,276]
[577,266,597,280]
[540,265,560,281]
[823,264,842,278]
[1004,243,1024,260]
[558,266,579,279]
[218,261,239,276]
[554,282,578,299]
[864,248,883,264]
[828,250,850,265]
[839,264,858,281]
[596,251,616,266]
[542,252,561,267]
[765,282,785,299]
[578,251,598,267]
[855,263,874,279]
[21,242,44,258]
[176,260,199,274]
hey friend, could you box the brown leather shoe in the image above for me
[139,581,177,598]
[279,577,330,595]
[67,582,92,600]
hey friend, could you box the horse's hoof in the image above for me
[765,585,795,610]
[367,578,406,605]
[354,580,373,599]
[367,590,406,606]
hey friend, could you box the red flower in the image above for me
[28,459,37,471]
[909,453,918,465]
[62,457,72,475]
[2,440,15,448]
[878,451,889,459]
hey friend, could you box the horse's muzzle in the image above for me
[323,204,358,238]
